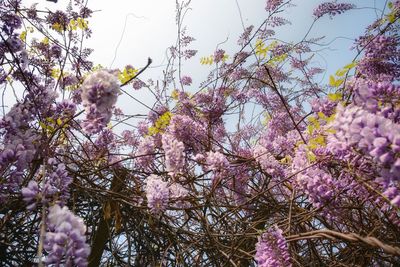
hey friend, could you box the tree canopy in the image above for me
[0,0,399,266]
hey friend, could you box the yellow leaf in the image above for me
[343,62,357,70]
[329,75,343,87]
[327,93,342,102]
[334,79,344,87]
[20,31,27,41]
[51,69,61,79]
[387,12,396,23]
[307,125,314,135]
[69,19,78,31]
[148,111,172,136]
[326,114,336,123]
[171,89,179,100]
[6,76,13,84]
[200,56,214,65]
[307,151,316,162]
[314,135,325,145]
[315,121,320,130]
[317,112,326,120]
[329,75,336,87]
[92,64,104,71]
[308,142,317,150]
[41,37,49,45]
[308,116,317,123]
[77,18,88,30]
[118,67,138,84]
[52,23,63,32]
[326,128,336,134]
[39,121,47,130]
[335,68,347,77]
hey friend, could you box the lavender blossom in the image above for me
[329,104,400,205]
[214,49,225,63]
[162,133,185,175]
[180,75,192,86]
[265,0,284,12]
[81,70,120,134]
[44,204,90,267]
[255,226,292,267]
[145,175,170,215]
[313,1,355,19]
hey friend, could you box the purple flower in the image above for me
[214,49,225,63]
[313,2,355,19]
[253,145,283,177]
[328,104,400,206]
[50,44,62,58]
[162,133,185,175]
[135,136,155,170]
[145,175,170,215]
[44,205,90,267]
[81,70,120,134]
[265,0,284,12]
[21,181,40,210]
[237,26,254,46]
[180,75,192,86]
[255,226,292,267]
[206,151,229,171]
[169,183,188,208]
[132,79,146,90]
[6,35,23,52]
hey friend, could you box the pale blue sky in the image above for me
[21,0,386,122]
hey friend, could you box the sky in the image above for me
[19,0,387,126]
[78,0,384,81]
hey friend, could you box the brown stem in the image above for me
[88,168,127,267]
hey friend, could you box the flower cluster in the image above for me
[145,175,189,214]
[253,144,283,178]
[255,226,292,267]
[81,70,120,134]
[313,1,355,19]
[0,85,57,202]
[44,205,90,266]
[180,75,192,86]
[162,133,185,175]
[356,35,399,80]
[135,136,155,170]
[145,175,170,215]
[213,49,226,63]
[265,0,284,12]
[21,158,73,209]
[206,151,229,172]
[329,104,400,205]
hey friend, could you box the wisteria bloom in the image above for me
[214,49,225,63]
[162,133,185,175]
[265,0,284,12]
[313,1,355,19]
[44,205,90,266]
[328,104,400,205]
[145,175,170,215]
[206,151,229,172]
[255,226,292,267]
[180,75,192,86]
[81,70,120,133]
[169,183,189,208]
[253,144,283,177]
[135,136,155,170]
